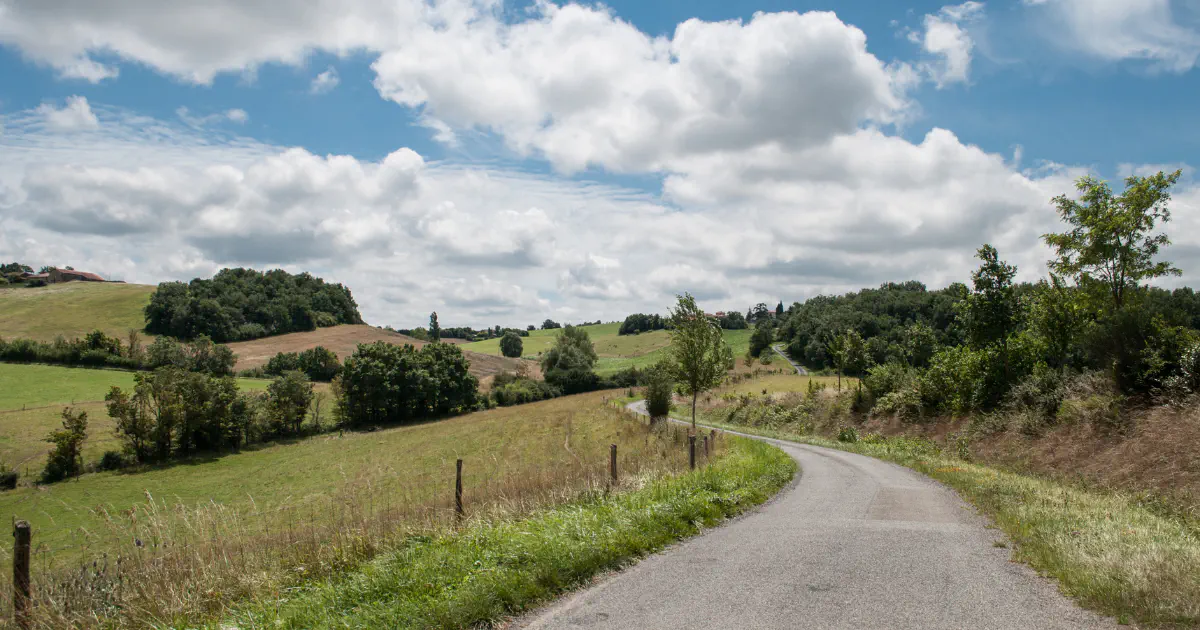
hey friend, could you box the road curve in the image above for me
[771,343,807,375]
[519,402,1114,630]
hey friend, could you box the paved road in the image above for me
[771,343,807,375]
[519,403,1114,630]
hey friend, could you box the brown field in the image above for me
[226,324,538,382]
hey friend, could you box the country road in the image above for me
[519,402,1114,629]
[771,343,807,375]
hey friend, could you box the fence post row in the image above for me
[455,459,464,521]
[610,444,618,485]
[688,435,696,470]
[13,520,31,630]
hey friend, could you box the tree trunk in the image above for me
[837,369,842,391]
[691,392,698,434]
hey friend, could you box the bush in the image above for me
[0,464,18,490]
[337,342,478,427]
[837,426,859,443]
[97,450,127,472]
[491,377,559,406]
[644,367,674,418]
[499,331,524,358]
[42,407,88,483]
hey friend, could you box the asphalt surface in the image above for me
[519,402,1115,630]
[770,343,807,375]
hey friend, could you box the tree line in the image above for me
[0,330,236,375]
[144,268,362,342]
[765,170,1200,426]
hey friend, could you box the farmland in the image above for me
[463,322,754,375]
[0,282,154,342]
[0,363,278,470]
[0,391,723,628]
[225,323,535,382]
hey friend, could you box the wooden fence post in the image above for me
[609,444,618,486]
[688,435,696,470]
[13,520,31,630]
[454,459,464,522]
[703,435,709,458]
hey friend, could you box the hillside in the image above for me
[462,322,753,374]
[0,282,154,341]
[226,324,536,381]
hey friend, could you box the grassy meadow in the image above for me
[0,282,155,342]
[0,391,741,628]
[0,363,278,470]
[463,323,754,375]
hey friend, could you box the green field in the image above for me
[0,392,705,627]
[717,373,848,396]
[0,282,155,342]
[463,323,754,375]
[0,363,274,470]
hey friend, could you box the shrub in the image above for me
[837,426,859,443]
[0,463,18,490]
[491,377,559,407]
[644,367,674,419]
[42,407,88,483]
[97,450,127,472]
[499,331,524,358]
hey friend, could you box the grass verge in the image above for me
[681,411,1200,628]
[212,436,795,630]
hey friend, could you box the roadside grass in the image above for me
[672,407,1200,628]
[0,282,155,342]
[0,363,278,469]
[715,373,847,396]
[0,392,751,628]
[213,436,795,630]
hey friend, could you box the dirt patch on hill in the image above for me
[227,325,538,382]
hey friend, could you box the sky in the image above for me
[1,0,1199,329]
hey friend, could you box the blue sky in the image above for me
[2,0,1199,327]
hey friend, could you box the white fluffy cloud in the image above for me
[912,2,984,87]
[36,96,100,131]
[1024,0,1200,71]
[0,0,444,83]
[373,5,911,174]
[310,67,340,94]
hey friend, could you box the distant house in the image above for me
[47,268,105,283]
[22,272,49,281]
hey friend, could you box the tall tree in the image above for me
[962,244,1018,350]
[1045,170,1182,311]
[775,301,784,318]
[664,293,734,432]
[827,329,866,391]
[429,312,441,342]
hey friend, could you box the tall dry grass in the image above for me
[0,399,706,629]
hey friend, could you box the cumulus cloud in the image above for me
[310,67,340,94]
[36,96,100,131]
[911,1,985,87]
[1024,0,1200,71]
[373,5,911,173]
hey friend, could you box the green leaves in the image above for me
[664,293,734,427]
[1045,170,1182,311]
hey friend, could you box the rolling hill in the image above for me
[225,324,536,382]
[0,282,155,341]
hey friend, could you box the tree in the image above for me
[644,365,675,422]
[541,319,562,330]
[42,407,88,483]
[527,324,536,331]
[748,322,774,358]
[267,371,314,436]
[775,301,784,318]
[750,303,771,323]
[1045,170,1182,311]
[499,331,524,358]
[903,322,938,368]
[962,244,1018,350]
[664,293,734,431]
[429,312,441,342]
[827,329,867,391]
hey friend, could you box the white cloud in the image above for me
[310,67,340,94]
[0,0,440,84]
[1024,0,1200,72]
[373,5,911,174]
[36,96,100,131]
[912,2,985,88]
[177,106,249,127]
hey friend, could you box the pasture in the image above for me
[463,323,754,375]
[0,392,693,627]
[0,363,278,470]
[0,282,155,342]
